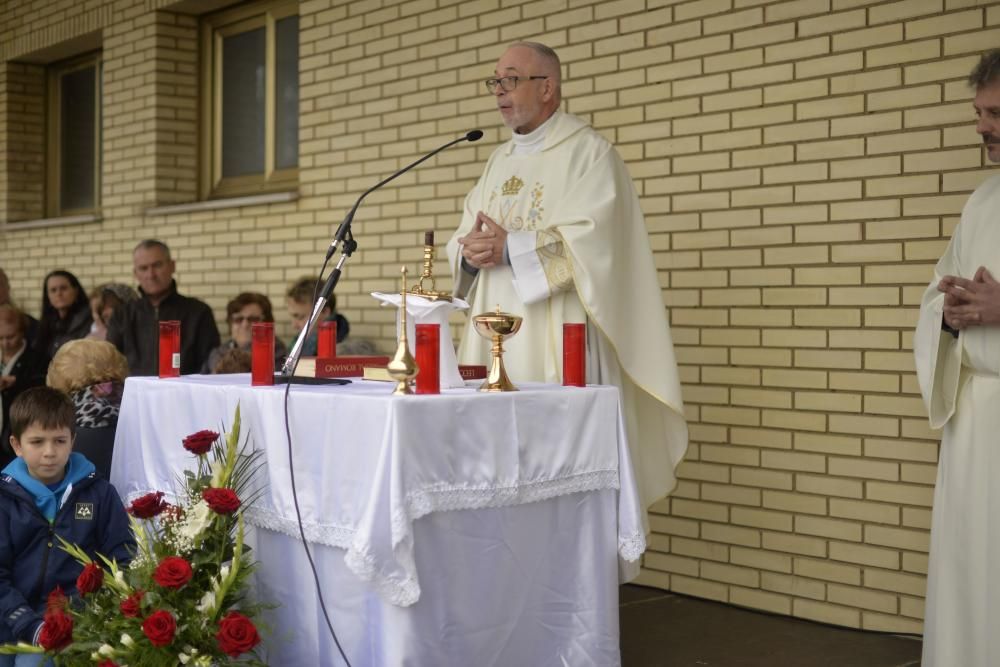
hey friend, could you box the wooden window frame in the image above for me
[200,0,299,200]
[46,52,102,217]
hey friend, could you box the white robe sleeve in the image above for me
[914,232,963,430]
[508,231,554,305]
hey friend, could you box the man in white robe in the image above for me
[915,49,1000,666]
[446,42,688,528]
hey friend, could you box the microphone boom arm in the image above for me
[281,130,482,377]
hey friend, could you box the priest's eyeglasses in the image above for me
[484,76,548,93]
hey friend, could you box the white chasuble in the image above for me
[447,111,688,525]
[915,174,1000,667]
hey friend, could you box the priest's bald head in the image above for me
[489,42,562,134]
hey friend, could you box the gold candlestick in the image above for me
[408,230,452,302]
[387,266,419,395]
[472,305,522,392]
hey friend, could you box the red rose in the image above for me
[120,590,145,618]
[203,487,241,515]
[38,608,73,652]
[97,661,119,667]
[152,556,193,589]
[46,586,68,613]
[182,429,219,455]
[76,562,104,596]
[141,610,176,647]
[128,491,167,519]
[215,611,261,657]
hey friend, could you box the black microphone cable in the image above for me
[279,130,484,666]
[283,378,352,666]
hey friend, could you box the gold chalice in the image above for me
[473,305,522,392]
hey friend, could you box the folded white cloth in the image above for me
[371,292,469,388]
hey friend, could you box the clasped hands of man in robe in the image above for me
[458,212,507,270]
[937,266,1000,330]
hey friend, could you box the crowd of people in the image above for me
[0,239,367,470]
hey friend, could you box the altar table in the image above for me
[110,374,645,666]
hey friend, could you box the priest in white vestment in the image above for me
[446,42,688,529]
[916,50,1000,666]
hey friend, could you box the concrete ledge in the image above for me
[2,213,102,230]
[145,191,299,216]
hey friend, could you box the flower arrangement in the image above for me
[1,406,267,666]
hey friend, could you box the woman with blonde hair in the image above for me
[46,339,129,477]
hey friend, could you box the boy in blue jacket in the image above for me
[0,387,133,666]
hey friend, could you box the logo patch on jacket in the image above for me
[75,503,94,520]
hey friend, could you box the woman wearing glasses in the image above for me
[202,292,287,374]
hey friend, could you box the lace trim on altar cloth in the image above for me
[243,506,355,549]
[122,490,357,551]
[344,544,420,607]
[403,468,621,521]
[618,530,645,562]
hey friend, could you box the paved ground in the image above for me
[620,585,922,667]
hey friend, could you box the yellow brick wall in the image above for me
[0,63,45,224]
[2,0,994,633]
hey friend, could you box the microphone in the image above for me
[325,129,483,261]
[281,130,484,377]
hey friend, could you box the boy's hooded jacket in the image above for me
[0,453,133,642]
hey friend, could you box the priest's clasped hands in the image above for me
[938,266,1000,329]
[458,212,507,269]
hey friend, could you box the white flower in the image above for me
[176,499,213,545]
[120,633,134,647]
[178,653,190,665]
[196,590,215,615]
[98,644,115,657]
[114,569,126,587]
[220,564,231,580]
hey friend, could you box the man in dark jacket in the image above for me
[0,387,133,647]
[107,240,220,376]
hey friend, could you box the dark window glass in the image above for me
[221,28,266,177]
[275,15,299,170]
[60,65,97,211]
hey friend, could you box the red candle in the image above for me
[318,320,337,358]
[563,323,586,387]
[158,320,181,378]
[415,323,440,395]
[251,322,275,386]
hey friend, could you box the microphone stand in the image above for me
[279,130,483,380]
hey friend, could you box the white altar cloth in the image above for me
[110,375,644,665]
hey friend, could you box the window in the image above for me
[47,53,102,216]
[201,1,298,199]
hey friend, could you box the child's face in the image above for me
[286,299,330,334]
[286,298,310,333]
[11,423,73,485]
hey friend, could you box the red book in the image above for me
[458,365,487,380]
[362,364,488,383]
[294,355,391,378]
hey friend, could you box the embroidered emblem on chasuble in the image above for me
[488,175,545,231]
